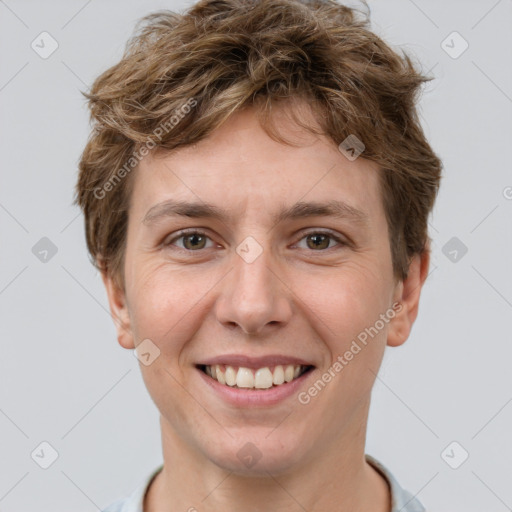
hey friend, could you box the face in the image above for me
[103,100,427,475]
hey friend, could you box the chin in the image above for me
[202,429,309,476]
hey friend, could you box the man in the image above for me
[76,0,442,510]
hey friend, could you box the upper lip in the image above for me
[196,354,315,369]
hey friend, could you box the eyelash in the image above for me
[163,229,347,253]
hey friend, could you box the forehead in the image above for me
[130,102,385,229]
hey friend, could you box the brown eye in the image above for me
[182,233,208,250]
[165,230,213,251]
[306,233,331,250]
[295,231,345,251]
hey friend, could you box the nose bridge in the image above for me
[215,234,291,335]
[235,238,274,302]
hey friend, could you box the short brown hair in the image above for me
[76,0,442,291]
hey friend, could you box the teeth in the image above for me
[273,365,285,385]
[225,365,237,386]
[215,364,226,385]
[236,367,254,388]
[255,367,273,389]
[203,364,309,389]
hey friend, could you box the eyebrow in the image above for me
[142,199,369,228]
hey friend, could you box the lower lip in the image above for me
[196,366,315,407]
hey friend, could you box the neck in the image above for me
[144,411,390,512]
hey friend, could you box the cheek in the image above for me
[127,268,200,404]
[127,264,193,345]
[127,261,222,355]
[299,259,393,349]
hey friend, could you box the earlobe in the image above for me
[387,249,430,348]
[100,269,135,350]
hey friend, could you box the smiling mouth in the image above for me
[197,364,314,390]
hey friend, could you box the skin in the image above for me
[102,99,430,512]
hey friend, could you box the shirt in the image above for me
[102,453,426,512]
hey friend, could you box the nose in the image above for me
[214,240,293,336]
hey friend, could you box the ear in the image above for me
[100,269,135,350]
[387,247,430,348]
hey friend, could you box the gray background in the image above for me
[0,0,511,510]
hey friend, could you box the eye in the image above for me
[295,230,346,251]
[164,230,215,251]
